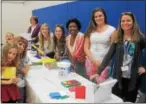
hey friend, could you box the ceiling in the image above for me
[2,0,29,4]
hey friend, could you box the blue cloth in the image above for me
[49,92,61,99]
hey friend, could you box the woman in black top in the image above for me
[91,12,146,102]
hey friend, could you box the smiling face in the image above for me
[30,18,37,26]
[7,48,17,62]
[54,27,63,40]
[94,11,105,26]
[121,15,133,32]
[68,22,78,35]
[17,41,26,54]
[6,33,14,43]
[41,25,49,38]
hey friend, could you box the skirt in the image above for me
[1,84,21,102]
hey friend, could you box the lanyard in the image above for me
[124,40,130,55]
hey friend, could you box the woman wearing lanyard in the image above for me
[91,12,146,102]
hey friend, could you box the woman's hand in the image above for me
[12,78,18,84]
[138,67,146,75]
[55,52,60,61]
[8,79,14,84]
[89,74,99,80]
[92,60,101,68]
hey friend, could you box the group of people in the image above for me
[1,7,146,103]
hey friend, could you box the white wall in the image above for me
[2,3,26,43]
[2,1,73,44]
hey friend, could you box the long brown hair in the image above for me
[2,43,20,68]
[14,36,28,58]
[53,24,66,49]
[116,12,143,43]
[85,7,108,37]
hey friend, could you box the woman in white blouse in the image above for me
[84,8,116,81]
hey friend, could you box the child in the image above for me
[53,24,68,61]
[5,32,14,44]
[1,43,21,103]
[14,36,32,103]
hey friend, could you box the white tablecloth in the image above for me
[25,65,123,103]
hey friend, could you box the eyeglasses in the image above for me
[55,24,63,27]
[121,12,133,15]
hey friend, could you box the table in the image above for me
[25,65,123,103]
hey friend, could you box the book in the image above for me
[1,67,16,79]
[61,79,81,88]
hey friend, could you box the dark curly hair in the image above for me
[66,18,81,31]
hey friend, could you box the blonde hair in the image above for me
[5,32,14,43]
[39,23,51,49]
[14,36,28,58]
[2,43,19,68]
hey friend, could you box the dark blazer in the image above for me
[28,24,41,43]
[139,49,146,93]
[97,34,146,91]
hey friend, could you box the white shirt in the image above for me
[90,25,115,62]
[30,25,37,35]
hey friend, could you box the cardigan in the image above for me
[27,24,41,43]
[97,34,146,91]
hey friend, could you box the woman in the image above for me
[92,12,146,102]
[27,16,40,44]
[14,36,31,103]
[66,18,86,78]
[53,24,68,61]
[38,23,54,58]
[84,8,115,80]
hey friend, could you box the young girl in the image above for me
[5,32,14,44]
[38,23,54,58]
[14,36,32,103]
[1,43,21,103]
[53,24,68,61]
[91,12,146,102]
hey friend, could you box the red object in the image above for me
[69,87,76,92]
[75,86,86,99]
[1,84,21,102]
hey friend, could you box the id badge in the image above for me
[121,66,129,71]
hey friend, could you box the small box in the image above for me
[75,86,86,99]
[2,67,16,79]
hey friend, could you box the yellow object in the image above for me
[40,58,56,64]
[32,44,45,55]
[2,67,16,79]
